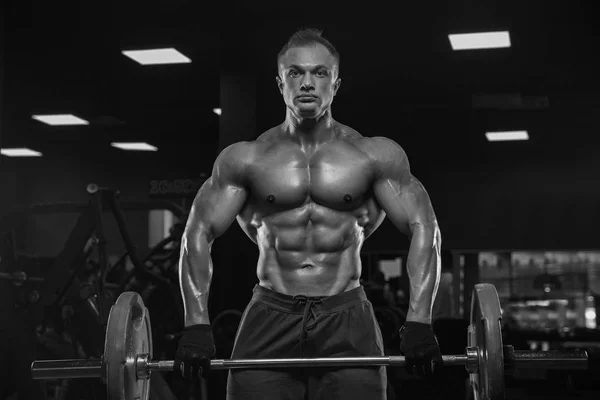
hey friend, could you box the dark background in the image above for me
[2,0,599,253]
[1,0,599,399]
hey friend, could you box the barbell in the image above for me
[30,284,588,400]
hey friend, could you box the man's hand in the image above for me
[399,321,444,380]
[175,324,216,380]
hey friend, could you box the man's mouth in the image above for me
[297,95,317,102]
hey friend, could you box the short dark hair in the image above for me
[277,28,340,73]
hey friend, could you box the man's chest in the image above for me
[247,143,375,209]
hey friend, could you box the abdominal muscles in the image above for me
[255,212,365,296]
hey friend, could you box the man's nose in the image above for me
[301,75,315,91]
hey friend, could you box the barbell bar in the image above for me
[30,284,589,400]
[30,347,587,379]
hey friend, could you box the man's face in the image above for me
[277,43,341,119]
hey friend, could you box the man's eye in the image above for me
[317,70,328,77]
[289,70,299,77]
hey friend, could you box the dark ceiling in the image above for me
[1,0,599,176]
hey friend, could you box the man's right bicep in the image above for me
[184,176,248,244]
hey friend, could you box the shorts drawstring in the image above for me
[293,295,323,356]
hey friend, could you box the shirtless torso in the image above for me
[237,124,385,296]
[238,122,386,297]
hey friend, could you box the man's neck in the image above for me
[282,109,337,147]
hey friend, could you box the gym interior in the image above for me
[1,1,599,399]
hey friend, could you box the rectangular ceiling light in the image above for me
[1,148,43,157]
[213,108,222,116]
[122,48,191,65]
[111,142,158,151]
[32,114,89,126]
[449,31,511,50]
[485,131,529,142]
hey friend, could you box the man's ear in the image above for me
[276,75,283,94]
[333,78,342,96]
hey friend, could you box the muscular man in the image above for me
[175,28,443,400]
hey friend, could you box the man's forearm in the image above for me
[178,236,213,326]
[405,223,441,324]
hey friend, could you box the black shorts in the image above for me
[226,284,387,400]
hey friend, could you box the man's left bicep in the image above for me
[373,174,438,236]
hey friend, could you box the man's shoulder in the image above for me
[354,135,408,163]
[349,135,411,181]
[332,125,409,170]
[255,125,285,143]
[334,122,364,142]
[218,126,281,168]
[219,140,256,162]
